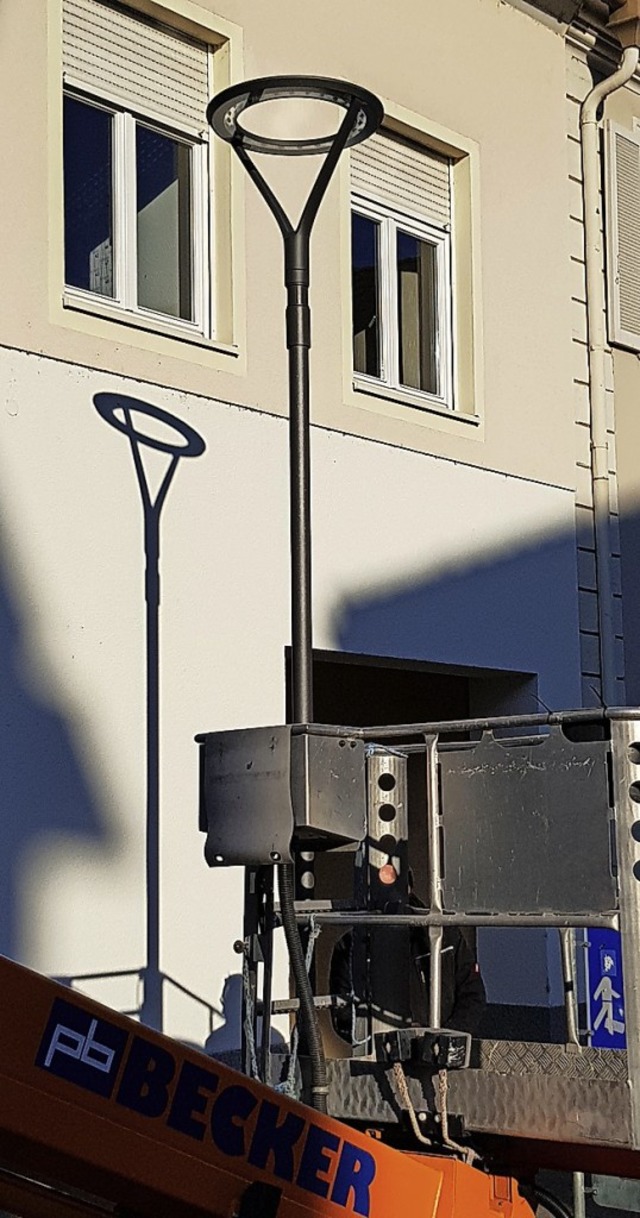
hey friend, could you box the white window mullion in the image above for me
[192,140,208,337]
[120,112,137,311]
[109,109,129,307]
[439,234,454,409]
[382,216,397,389]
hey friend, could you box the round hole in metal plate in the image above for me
[633,860,640,882]
[629,743,640,766]
[378,772,396,792]
[379,834,397,855]
[631,821,640,843]
[378,803,397,822]
[630,781,640,804]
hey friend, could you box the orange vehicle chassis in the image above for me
[0,956,533,1218]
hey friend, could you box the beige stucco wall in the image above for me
[0,345,581,1042]
[0,0,588,1040]
[0,0,576,487]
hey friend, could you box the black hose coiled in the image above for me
[278,861,328,1112]
[532,1185,574,1218]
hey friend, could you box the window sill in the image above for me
[62,290,239,359]
[352,377,480,425]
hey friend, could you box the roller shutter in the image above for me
[62,0,209,133]
[351,130,451,229]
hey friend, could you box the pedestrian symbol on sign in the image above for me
[588,928,626,1049]
[593,976,625,1037]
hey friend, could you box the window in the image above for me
[350,131,454,411]
[62,0,211,337]
[605,121,640,352]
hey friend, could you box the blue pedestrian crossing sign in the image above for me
[588,928,626,1049]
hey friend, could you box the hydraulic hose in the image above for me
[532,1185,574,1218]
[278,861,328,1113]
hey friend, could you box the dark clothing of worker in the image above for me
[330,911,486,1041]
[409,923,486,1034]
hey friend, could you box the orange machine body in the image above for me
[0,956,533,1218]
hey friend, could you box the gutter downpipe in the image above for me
[576,54,637,1217]
[580,45,639,707]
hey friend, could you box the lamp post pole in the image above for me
[207,77,383,1110]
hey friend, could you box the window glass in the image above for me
[64,96,114,297]
[136,125,192,321]
[396,230,439,396]
[351,212,381,379]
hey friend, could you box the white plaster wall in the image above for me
[0,347,581,1041]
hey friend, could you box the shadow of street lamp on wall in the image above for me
[94,393,205,1030]
[206,76,383,1109]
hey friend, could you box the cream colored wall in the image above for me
[0,0,575,488]
[0,0,588,1039]
[0,346,581,1043]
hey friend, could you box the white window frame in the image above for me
[63,83,211,340]
[351,191,454,412]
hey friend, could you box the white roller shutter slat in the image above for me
[63,0,209,132]
[606,121,640,351]
[351,130,450,229]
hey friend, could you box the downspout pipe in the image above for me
[580,46,639,707]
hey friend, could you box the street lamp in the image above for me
[207,75,383,1111]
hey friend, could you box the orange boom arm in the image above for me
[0,957,533,1218]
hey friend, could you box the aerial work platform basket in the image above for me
[198,708,640,1175]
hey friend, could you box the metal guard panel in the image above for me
[202,726,294,865]
[291,733,367,844]
[440,730,616,914]
[325,1041,633,1149]
[200,726,367,865]
[470,1038,627,1082]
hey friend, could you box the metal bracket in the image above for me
[376,1028,472,1070]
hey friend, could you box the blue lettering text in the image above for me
[331,1141,376,1217]
[211,1084,257,1157]
[167,1060,220,1141]
[248,1100,305,1182]
[116,1036,175,1118]
[296,1124,340,1199]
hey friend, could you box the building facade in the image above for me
[0,0,633,1056]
